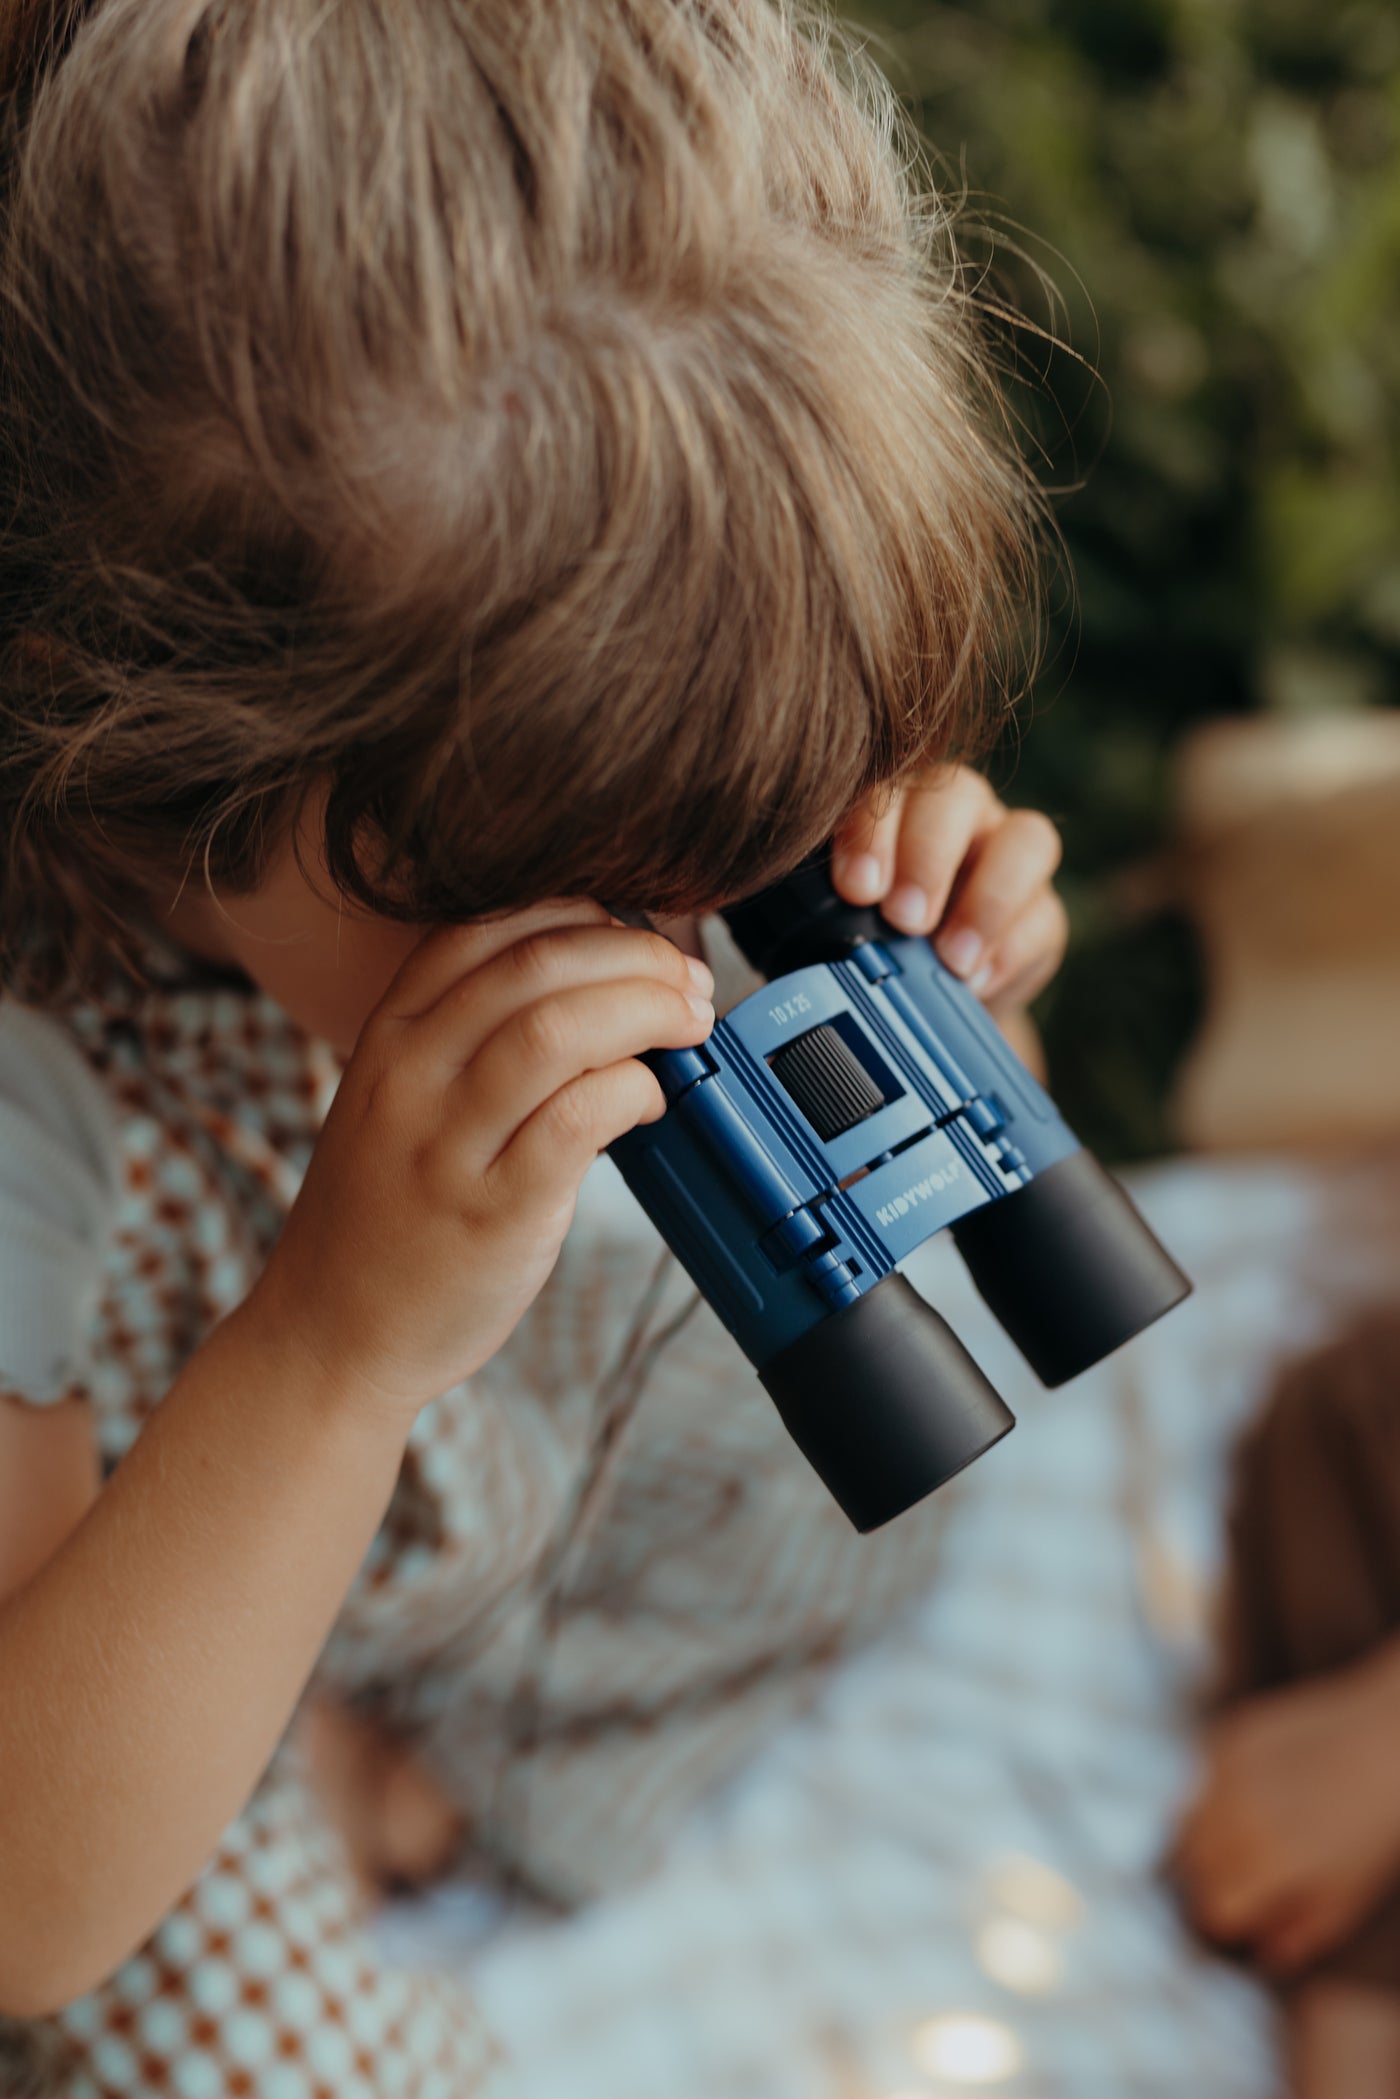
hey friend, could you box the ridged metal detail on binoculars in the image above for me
[609,861,1191,1533]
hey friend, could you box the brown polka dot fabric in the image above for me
[52,1751,498,2099]
[10,941,949,2090]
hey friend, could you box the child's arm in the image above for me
[1175,1635,1400,1975]
[0,1396,99,1598]
[0,905,714,2015]
[0,1318,409,2014]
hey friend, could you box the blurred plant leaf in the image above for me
[848,0,1400,1157]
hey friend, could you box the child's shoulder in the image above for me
[0,999,119,1175]
[0,999,119,1406]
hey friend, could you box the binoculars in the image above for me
[609,856,1191,1531]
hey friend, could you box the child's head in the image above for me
[0,0,1042,1011]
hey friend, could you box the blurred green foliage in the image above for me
[846,0,1400,1156]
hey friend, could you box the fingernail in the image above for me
[685,954,714,994]
[884,883,930,934]
[967,963,994,998]
[938,926,984,977]
[686,994,716,1028]
[838,852,882,902]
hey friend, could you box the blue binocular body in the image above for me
[609,862,1190,1531]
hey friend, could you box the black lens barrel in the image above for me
[952,1150,1191,1388]
[759,1272,1014,1532]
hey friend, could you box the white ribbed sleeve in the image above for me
[0,1003,118,1404]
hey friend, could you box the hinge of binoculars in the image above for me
[849,939,1031,1182]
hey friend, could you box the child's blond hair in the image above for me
[0,0,1042,997]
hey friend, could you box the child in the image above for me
[1175,1316,1400,2099]
[0,1,1067,2091]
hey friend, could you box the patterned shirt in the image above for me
[0,924,948,1904]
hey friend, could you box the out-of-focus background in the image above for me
[394,12,1400,2095]
[844,0,1400,1159]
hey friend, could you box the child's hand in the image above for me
[251,902,715,1420]
[1173,1656,1400,1974]
[301,1697,464,1900]
[830,765,1067,1024]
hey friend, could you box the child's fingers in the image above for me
[371,900,614,1030]
[1257,1892,1339,1977]
[1185,1859,1281,1946]
[453,975,713,1166]
[1175,1807,1289,1945]
[493,1057,668,1199]
[403,924,710,1083]
[830,792,906,905]
[979,891,1071,1012]
[1169,1800,1238,1908]
[880,769,1002,935]
[932,808,1063,981]
[833,768,1001,929]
